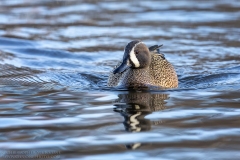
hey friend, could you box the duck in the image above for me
[107,40,178,88]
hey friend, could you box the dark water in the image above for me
[0,0,240,159]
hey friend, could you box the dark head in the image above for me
[113,40,151,74]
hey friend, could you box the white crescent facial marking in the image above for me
[129,42,143,68]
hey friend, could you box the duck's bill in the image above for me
[113,61,131,74]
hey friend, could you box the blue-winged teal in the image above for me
[108,40,178,88]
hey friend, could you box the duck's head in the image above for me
[113,40,151,74]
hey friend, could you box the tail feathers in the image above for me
[149,44,165,59]
[148,44,163,53]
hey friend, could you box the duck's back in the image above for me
[150,53,178,88]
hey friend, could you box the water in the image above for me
[0,0,240,159]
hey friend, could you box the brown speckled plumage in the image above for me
[149,53,178,88]
[107,41,178,88]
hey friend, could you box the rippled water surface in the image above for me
[0,0,240,159]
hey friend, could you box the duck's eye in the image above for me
[135,51,139,54]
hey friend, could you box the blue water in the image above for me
[0,0,240,159]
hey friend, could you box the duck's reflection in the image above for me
[113,91,169,149]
